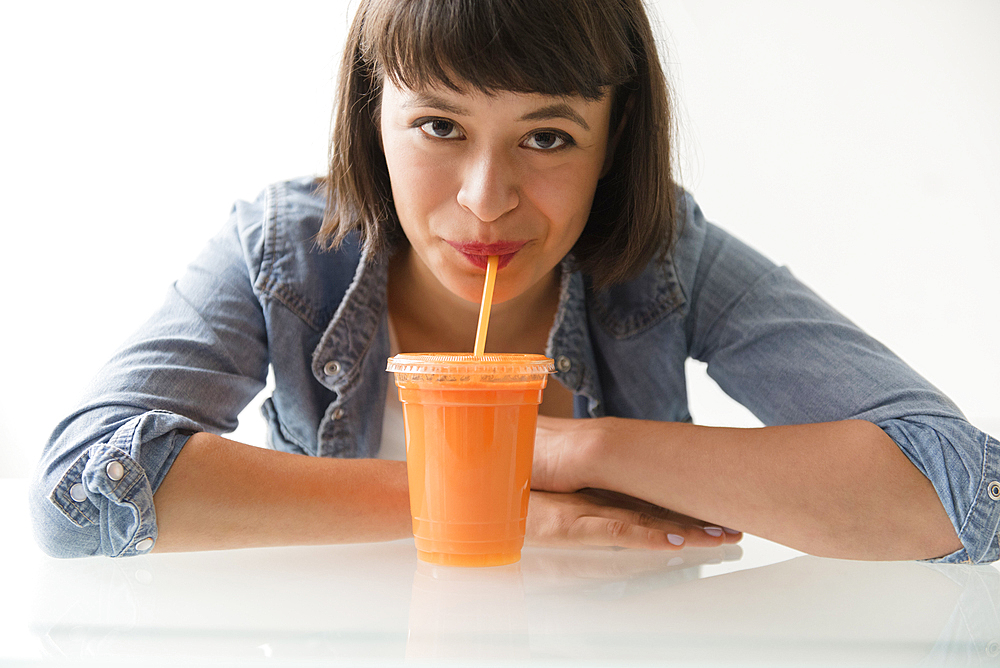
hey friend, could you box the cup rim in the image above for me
[386,352,555,376]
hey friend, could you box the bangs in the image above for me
[359,0,638,99]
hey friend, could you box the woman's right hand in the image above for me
[525,487,742,551]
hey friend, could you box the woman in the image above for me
[31,0,995,563]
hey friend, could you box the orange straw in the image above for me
[473,255,499,357]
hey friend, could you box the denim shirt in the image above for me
[31,176,1000,563]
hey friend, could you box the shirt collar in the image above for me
[311,241,388,394]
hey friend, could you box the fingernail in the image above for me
[723,527,741,535]
[667,534,685,546]
[703,527,724,537]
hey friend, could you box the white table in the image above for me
[2,479,997,667]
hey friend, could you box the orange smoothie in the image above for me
[387,354,554,567]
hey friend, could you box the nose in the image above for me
[456,148,519,223]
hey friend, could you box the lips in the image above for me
[445,240,529,270]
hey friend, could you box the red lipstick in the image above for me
[446,240,528,270]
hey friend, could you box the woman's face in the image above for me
[379,78,614,305]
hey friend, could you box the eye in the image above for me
[522,130,572,151]
[418,118,463,140]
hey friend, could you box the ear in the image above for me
[601,93,634,179]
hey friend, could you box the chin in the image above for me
[442,272,490,305]
[484,283,525,307]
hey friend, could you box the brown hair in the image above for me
[321,0,677,289]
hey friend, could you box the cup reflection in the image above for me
[406,561,529,661]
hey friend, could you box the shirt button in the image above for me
[332,408,345,420]
[135,538,154,552]
[324,360,342,376]
[556,356,572,373]
[69,483,87,503]
[988,481,1000,501]
[106,461,125,481]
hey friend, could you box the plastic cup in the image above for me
[386,353,555,567]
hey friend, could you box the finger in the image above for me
[567,515,684,550]
[568,511,729,551]
[645,506,744,541]
[689,523,743,543]
[720,527,744,543]
[576,490,745,543]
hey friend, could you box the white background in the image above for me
[0,1,996,477]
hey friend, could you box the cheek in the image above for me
[382,139,454,228]
[524,164,600,241]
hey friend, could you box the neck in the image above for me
[388,247,561,355]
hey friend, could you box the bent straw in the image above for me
[473,255,499,357]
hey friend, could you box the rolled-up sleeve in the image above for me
[880,418,1000,564]
[680,199,999,563]
[31,191,271,557]
[31,412,202,557]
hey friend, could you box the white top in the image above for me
[378,315,407,461]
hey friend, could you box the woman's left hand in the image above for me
[525,487,742,550]
[531,415,743,547]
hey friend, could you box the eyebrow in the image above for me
[519,103,590,132]
[404,93,470,117]
[404,94,591,132]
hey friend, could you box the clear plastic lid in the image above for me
[386,353,555,381]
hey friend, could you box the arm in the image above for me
[30,193,273,557]
[674,205,996,561]
[533,415,963,560]
[152,432,411,551]
[533,197,997,563]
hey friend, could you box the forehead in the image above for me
[382,79,609,126]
